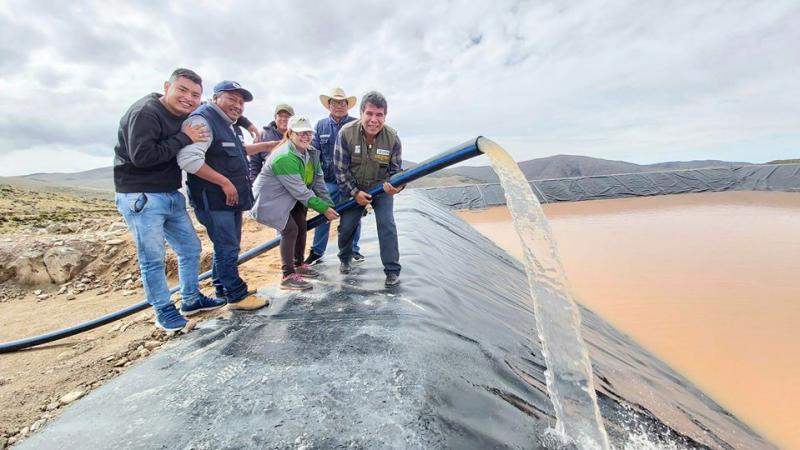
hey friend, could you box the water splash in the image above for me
[479,138,610,449]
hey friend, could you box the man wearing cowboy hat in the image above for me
[176,80,269,311]
[304,87,363,266]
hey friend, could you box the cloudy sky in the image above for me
[0,0,798,176]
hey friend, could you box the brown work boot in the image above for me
[227,290,268,311]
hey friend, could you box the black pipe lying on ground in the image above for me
[0,137,488,353]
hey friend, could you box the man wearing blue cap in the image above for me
[177,80,271,310]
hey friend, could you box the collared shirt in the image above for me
[334,123,402,197]
[176,103,239,174]
[312,114,356,182]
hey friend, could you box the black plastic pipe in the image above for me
[0,137,486,353]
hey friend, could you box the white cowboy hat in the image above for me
[319,87,357,110]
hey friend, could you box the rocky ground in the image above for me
[0,184,286,449]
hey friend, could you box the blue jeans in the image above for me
[115,191,203,311]
[311,181,360,256]
[193,208,249,301]
[338,192,400,275]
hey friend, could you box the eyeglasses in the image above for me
[294,131,313,138]
[329,99,348,107]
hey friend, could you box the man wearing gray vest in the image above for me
[334,91,404,287]
[177,81,271,310]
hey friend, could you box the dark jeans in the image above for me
[338,193,400,275]
[310,181,360,256]
[280,202,308,276]
[193,208,249,301]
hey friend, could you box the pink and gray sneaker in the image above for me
[280,273,313,291]
[294,263,320,278]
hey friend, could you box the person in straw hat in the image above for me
[304,87,364,266]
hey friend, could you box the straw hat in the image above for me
[319,87,356,110]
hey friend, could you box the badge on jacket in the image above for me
[354,145,361,155]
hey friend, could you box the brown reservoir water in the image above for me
[457,191,800,450]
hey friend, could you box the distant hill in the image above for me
[402,161,484,188]
[0,167,113,199]
[15,166,114,191]
[4,154,765,192]
[646,160,751,170]
[436,155,753,184]
[766,159,800,164]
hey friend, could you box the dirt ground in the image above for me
[0,210,294,448]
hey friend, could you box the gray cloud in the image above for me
[0,8,46,72]
[0,0,798,176]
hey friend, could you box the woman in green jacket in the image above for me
[251,116,339,290]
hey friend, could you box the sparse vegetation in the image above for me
[767,159,800,164]
[0,184,115,233]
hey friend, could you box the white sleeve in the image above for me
[176,116,213,174]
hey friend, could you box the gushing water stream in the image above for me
[479,138,610,449]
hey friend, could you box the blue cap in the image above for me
[213,80,253,102]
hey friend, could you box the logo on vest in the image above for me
[376,148,390,156]
[354,145,361,155]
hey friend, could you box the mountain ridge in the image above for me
[0,154,773,192]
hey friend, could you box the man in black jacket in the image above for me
[114,68,227,332]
